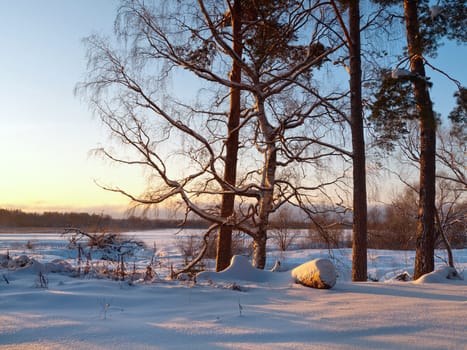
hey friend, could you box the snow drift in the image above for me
[414,265,463,284]
[197,255,337,289]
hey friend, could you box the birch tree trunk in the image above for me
[252,98,277,269]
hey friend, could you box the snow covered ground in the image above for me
[0,230,466,349]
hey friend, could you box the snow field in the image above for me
[0,230,466,349]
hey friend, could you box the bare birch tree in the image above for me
[78,0,347,270]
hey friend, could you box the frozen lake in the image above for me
[0,229,201,250]
[0,229,465,282]
[0,228,203,261]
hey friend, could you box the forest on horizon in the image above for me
[0,208,209,231]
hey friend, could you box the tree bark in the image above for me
[404,0,436,280]
[252,141,276,269]
[349,0,368,282]
[252,234,267,270]
[252,98,277,270]
[216,0,243,271]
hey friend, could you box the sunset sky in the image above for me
[1,1,465,217]
[0,0,132,216]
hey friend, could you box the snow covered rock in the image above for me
[395,271,412,281]
[291,258,336,289]
[414,266,463,284]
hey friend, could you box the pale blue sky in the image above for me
[0,1,465,216]
[0,0,136,215]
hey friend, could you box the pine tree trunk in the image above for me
[349,0,368,282]
[404,0,436,280]
[216,0,243,271]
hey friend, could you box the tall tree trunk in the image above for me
[216,0,243,271]
[404,0,436,280]
[349,0,367,282]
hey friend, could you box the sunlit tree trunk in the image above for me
[216,0,243,271]
[252,98,277,270]
[403,0,436,279]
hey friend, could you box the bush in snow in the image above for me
[63,228,145,281]
[269,208,299,251]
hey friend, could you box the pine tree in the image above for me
[371,0,466,279]
[330,0,368,281]
[348,0,368,282]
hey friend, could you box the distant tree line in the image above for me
[0,208,315,232]
[0,209,209,231]
[0,207,330,233]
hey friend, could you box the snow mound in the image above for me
[3,255,33,269]
[40,259,74,273]
[291,258,337,289]
[414,266,463,284]
[197,255,284,284]
[197,255,337,289]
[8,258,73,274]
